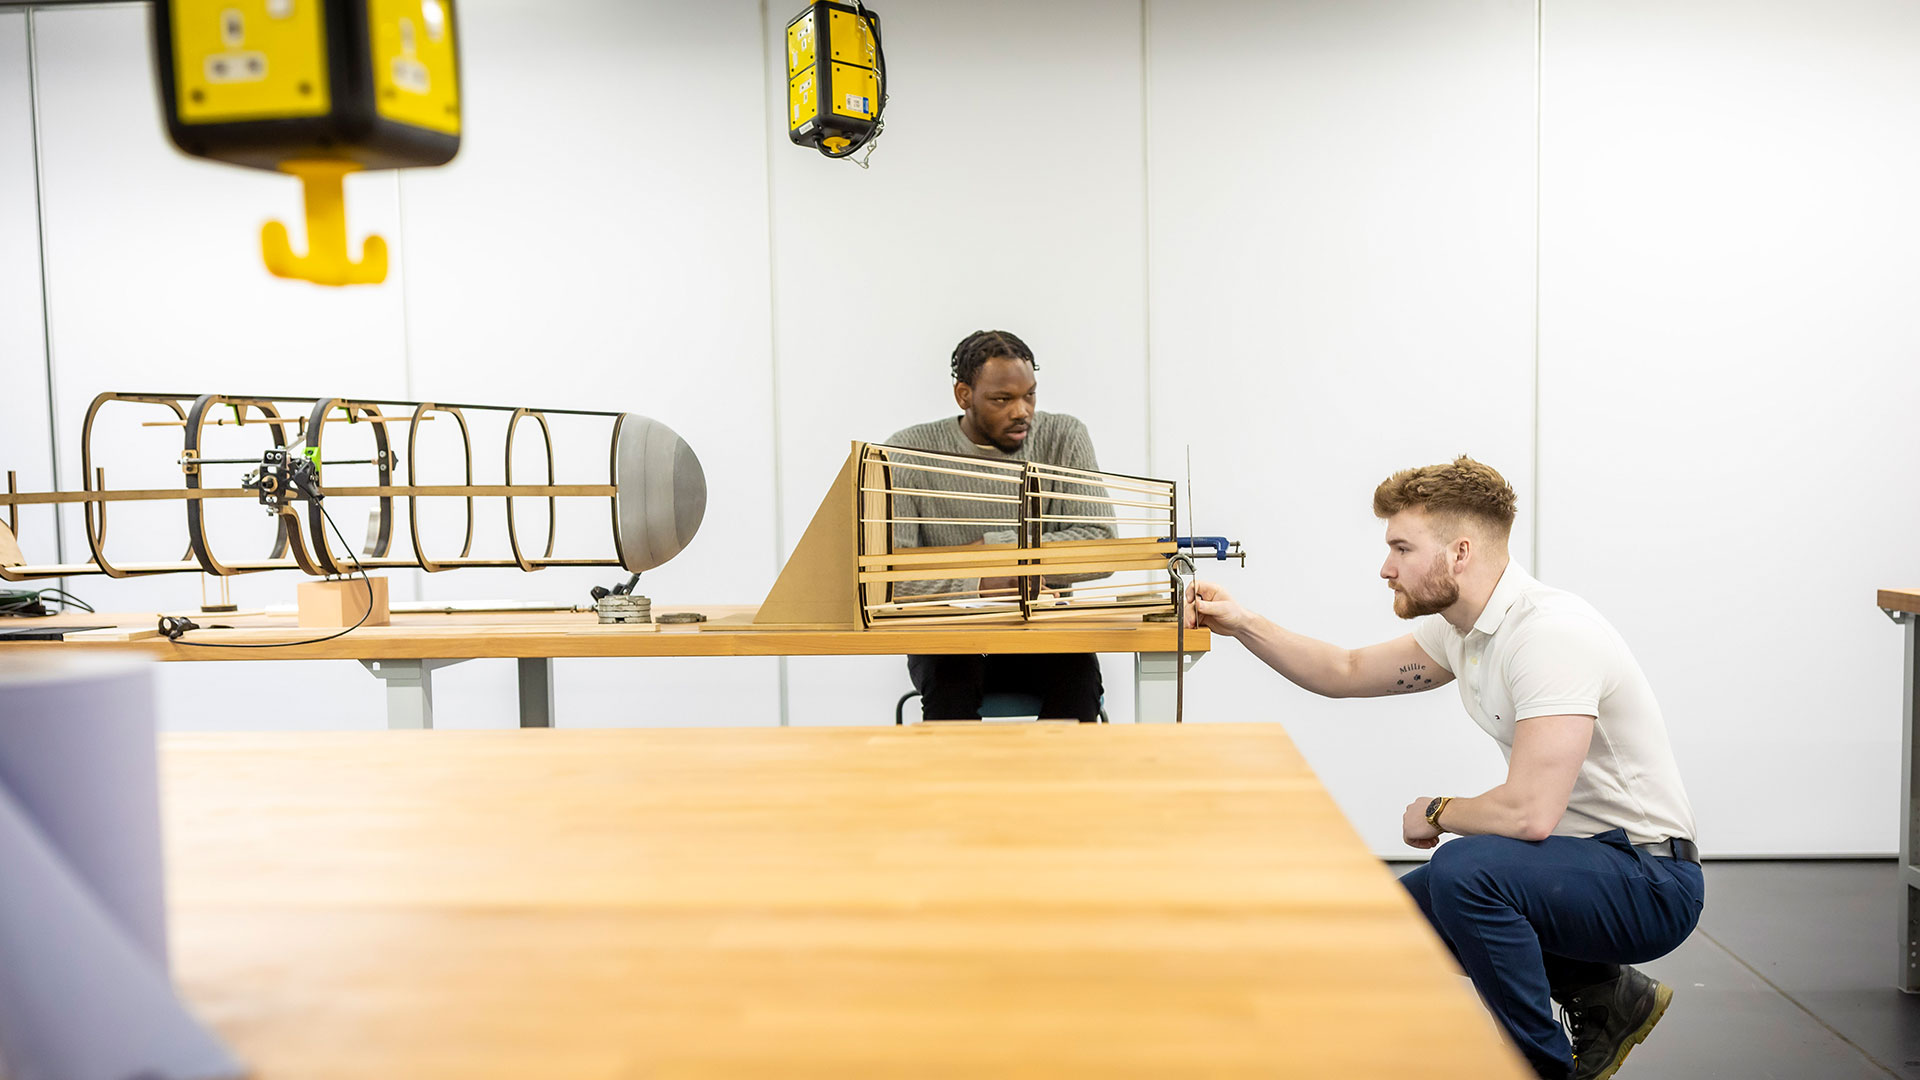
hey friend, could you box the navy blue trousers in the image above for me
[1399,829,1705,1079]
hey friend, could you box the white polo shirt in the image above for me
[1410,563,1697,846]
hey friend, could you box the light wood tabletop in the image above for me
[1879,588,1920,615]
[13,606,1208,661]
[161,725,1526,1078]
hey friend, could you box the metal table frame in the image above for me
[1884,606,1920,993]
[358,652,1200,729]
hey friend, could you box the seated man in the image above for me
[887,329,1114,722]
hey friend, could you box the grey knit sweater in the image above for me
[883,411,1115,598]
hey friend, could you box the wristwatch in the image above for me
[1424,796,1453,830]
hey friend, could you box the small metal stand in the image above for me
[198,573,237,614]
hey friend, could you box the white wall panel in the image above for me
[768,0,1151,728]
[1145,0,1539,853]
[0,14,56,568]
[13,0,1916,855]
[396,0,781,728]
[32,4,407,730]
[1538,0,1920,854]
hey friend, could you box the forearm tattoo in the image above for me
[1391,663,1437,694]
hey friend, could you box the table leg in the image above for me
[1898,612,1920,992]
[1135,652,1201,724]
[518,658,554,728]
[358,659,466,730]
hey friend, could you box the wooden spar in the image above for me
[1028,490,1175,511]
[858,539,1174,570]
[1039,581,1176,598]
[865,596,1022,612]
[868,460,1025,485]
[864,517,1022,527]
[139,415,433,427]
[867,445,1028,471]
[0,483,617,505]
[1025,459,1174,489]
[859,557,1171,585]
[859,485,1022,504]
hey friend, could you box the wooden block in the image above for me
[297,576,390,628]
[60,625,161,642]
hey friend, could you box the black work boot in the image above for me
[1561,966,1673,1080]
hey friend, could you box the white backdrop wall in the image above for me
[1535,0,1920,855]
[0,13,56,564]
[1145,0,1540,847]
[1,0,1911,855]
[769,0,1151,727]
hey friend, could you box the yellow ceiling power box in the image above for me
[786,1,885,162]
[152,0,462,284]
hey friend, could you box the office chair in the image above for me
[895,690,1109,724]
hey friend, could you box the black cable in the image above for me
[824,1,887,161]
[35,588,93,613]
[0,587,95,617]
[160,500,373,649]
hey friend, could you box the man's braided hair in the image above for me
[950,329,1037,386]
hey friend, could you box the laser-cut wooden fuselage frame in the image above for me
[0,392,702,582]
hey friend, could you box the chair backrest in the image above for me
[894,691,1105,724]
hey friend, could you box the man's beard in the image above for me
[1392,555,1459,619]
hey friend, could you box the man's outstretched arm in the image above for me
[1187,579,1454,699]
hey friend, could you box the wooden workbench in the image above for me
[160,724,1527,1078]
[7,606,1208,727]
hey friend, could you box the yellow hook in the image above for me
[261,159,389,286]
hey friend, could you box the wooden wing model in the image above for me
[756,442,1182,629]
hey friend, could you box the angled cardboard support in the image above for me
[754,446,862,628]
[0,521,22,568]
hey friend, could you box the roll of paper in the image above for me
[0,657,243,1080]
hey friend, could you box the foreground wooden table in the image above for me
[161,725,1526,1078]
[15,606,1207,727]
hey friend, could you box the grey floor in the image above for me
[1390,859,1920,1079]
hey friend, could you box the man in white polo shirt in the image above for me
[1187,456,1702,1080]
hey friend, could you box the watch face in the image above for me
[1426,797,1444,818]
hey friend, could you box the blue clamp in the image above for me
[1163,536,1236,560]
